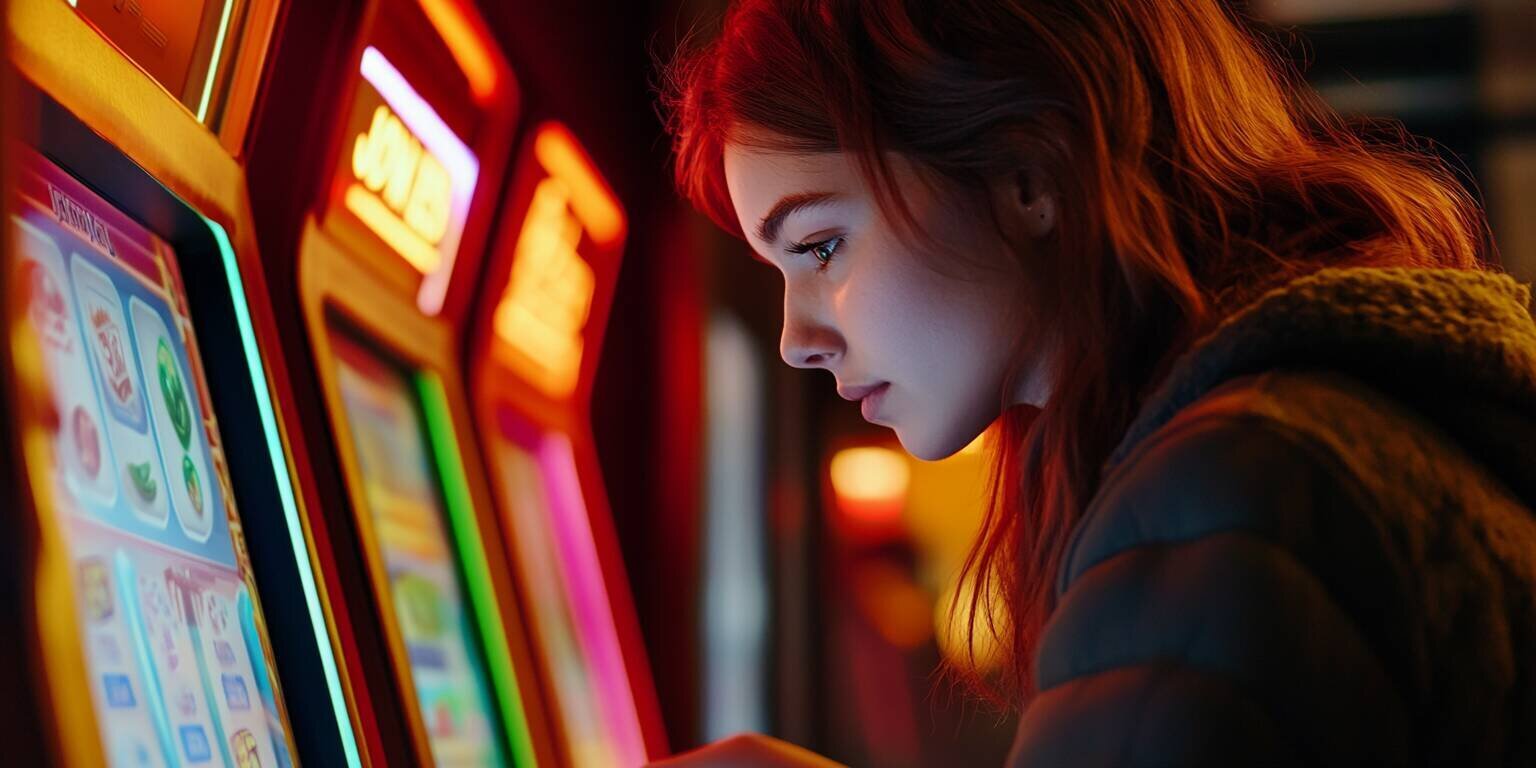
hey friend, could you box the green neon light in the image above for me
[416,375,539,768]
[209,218,363,768]
[196,0,237,123]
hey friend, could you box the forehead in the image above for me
[722,143,862,221]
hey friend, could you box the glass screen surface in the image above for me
[329,330,506,767]
[493,410,647,768]
[9,143,294,768]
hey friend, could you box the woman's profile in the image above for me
[653,0,1536,765]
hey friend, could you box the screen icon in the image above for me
[72,255,170,527]
[179,724,212,763]
[130,297,215,542]
[222,674,251,711]
[14,220,118,506]
[79,556,114,622]
[230,728,262,768]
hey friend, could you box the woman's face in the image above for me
[723,139,1050,460]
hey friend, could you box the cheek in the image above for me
[837,255,1006,380]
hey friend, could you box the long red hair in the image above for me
[660,0,1491,702]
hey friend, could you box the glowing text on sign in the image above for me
[339,47,479,315]
[494,124,624,400]
[348,104,453,272]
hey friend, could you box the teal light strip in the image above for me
[209,219,362,767]
[195,0,237,123]
[416,375,539,767]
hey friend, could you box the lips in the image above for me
[837,382,888,402]
[833,381,891,423]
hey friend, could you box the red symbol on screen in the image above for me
[73,406,102,479]
[25,262,71,350]
[90,307,135,406]
[433,702,454,735]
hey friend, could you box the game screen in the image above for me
[494,409,646,768]
[328,330,507,767]
[9,144,294,768]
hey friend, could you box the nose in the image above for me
[779,292,842,370]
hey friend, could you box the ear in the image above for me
[989,164,1057,240]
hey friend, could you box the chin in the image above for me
[893,426,962,462]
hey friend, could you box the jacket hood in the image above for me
[1109,266,1536,505]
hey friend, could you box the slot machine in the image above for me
[470,120,668,768]
[4,0,357,765]
[243,0,558,764]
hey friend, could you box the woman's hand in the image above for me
[645,733,846,768]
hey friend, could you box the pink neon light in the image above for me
[536,433,648,767]
[358,45,479,315]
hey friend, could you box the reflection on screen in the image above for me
[495,410,647,768]
[9,144,293,767]
[329,331,507,768]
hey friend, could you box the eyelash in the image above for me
[786,235,845,273]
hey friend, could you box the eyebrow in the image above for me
[755,191,842,245]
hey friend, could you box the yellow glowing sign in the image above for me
[347,104,453,274]
[494,124,623,400]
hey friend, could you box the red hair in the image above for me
[660,0,1491,702]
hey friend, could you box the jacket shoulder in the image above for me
[1060,371,1376,593]
[1016,373,1415,766]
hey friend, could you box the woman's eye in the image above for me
[788,235,844,272]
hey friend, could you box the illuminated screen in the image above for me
[9,144,294,767]
[494,410,646,768]
[328,331,507,767]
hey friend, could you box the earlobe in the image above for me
[1022,193,1056,238]
[992,166,1058,241]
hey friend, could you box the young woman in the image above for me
[653,0,1536,765]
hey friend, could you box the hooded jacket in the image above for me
[1009,267,1536,767]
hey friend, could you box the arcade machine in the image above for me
[470,121,668,767]
[4,0,358,765]
[243,0,556,764]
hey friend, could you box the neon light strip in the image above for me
[533,126,625,247]
[209,219,362,767]
[416,0,499,102]
[195,0,237,123]
[416,375,539,768]
[358,46,479,316]
[536,433,648,767]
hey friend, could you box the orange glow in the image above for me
[347,103,455,275]
[494,123,624,399]
[830,446,910,504]
[417,0,500,102]
[494,176,597,398]
[344,184,442,274]
[853,561,934,650]
[534,126,625,246]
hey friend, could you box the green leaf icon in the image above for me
[182,455,203,516]
[395,574,446,638]
[157,338,192,450]
[128,461,157,502]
